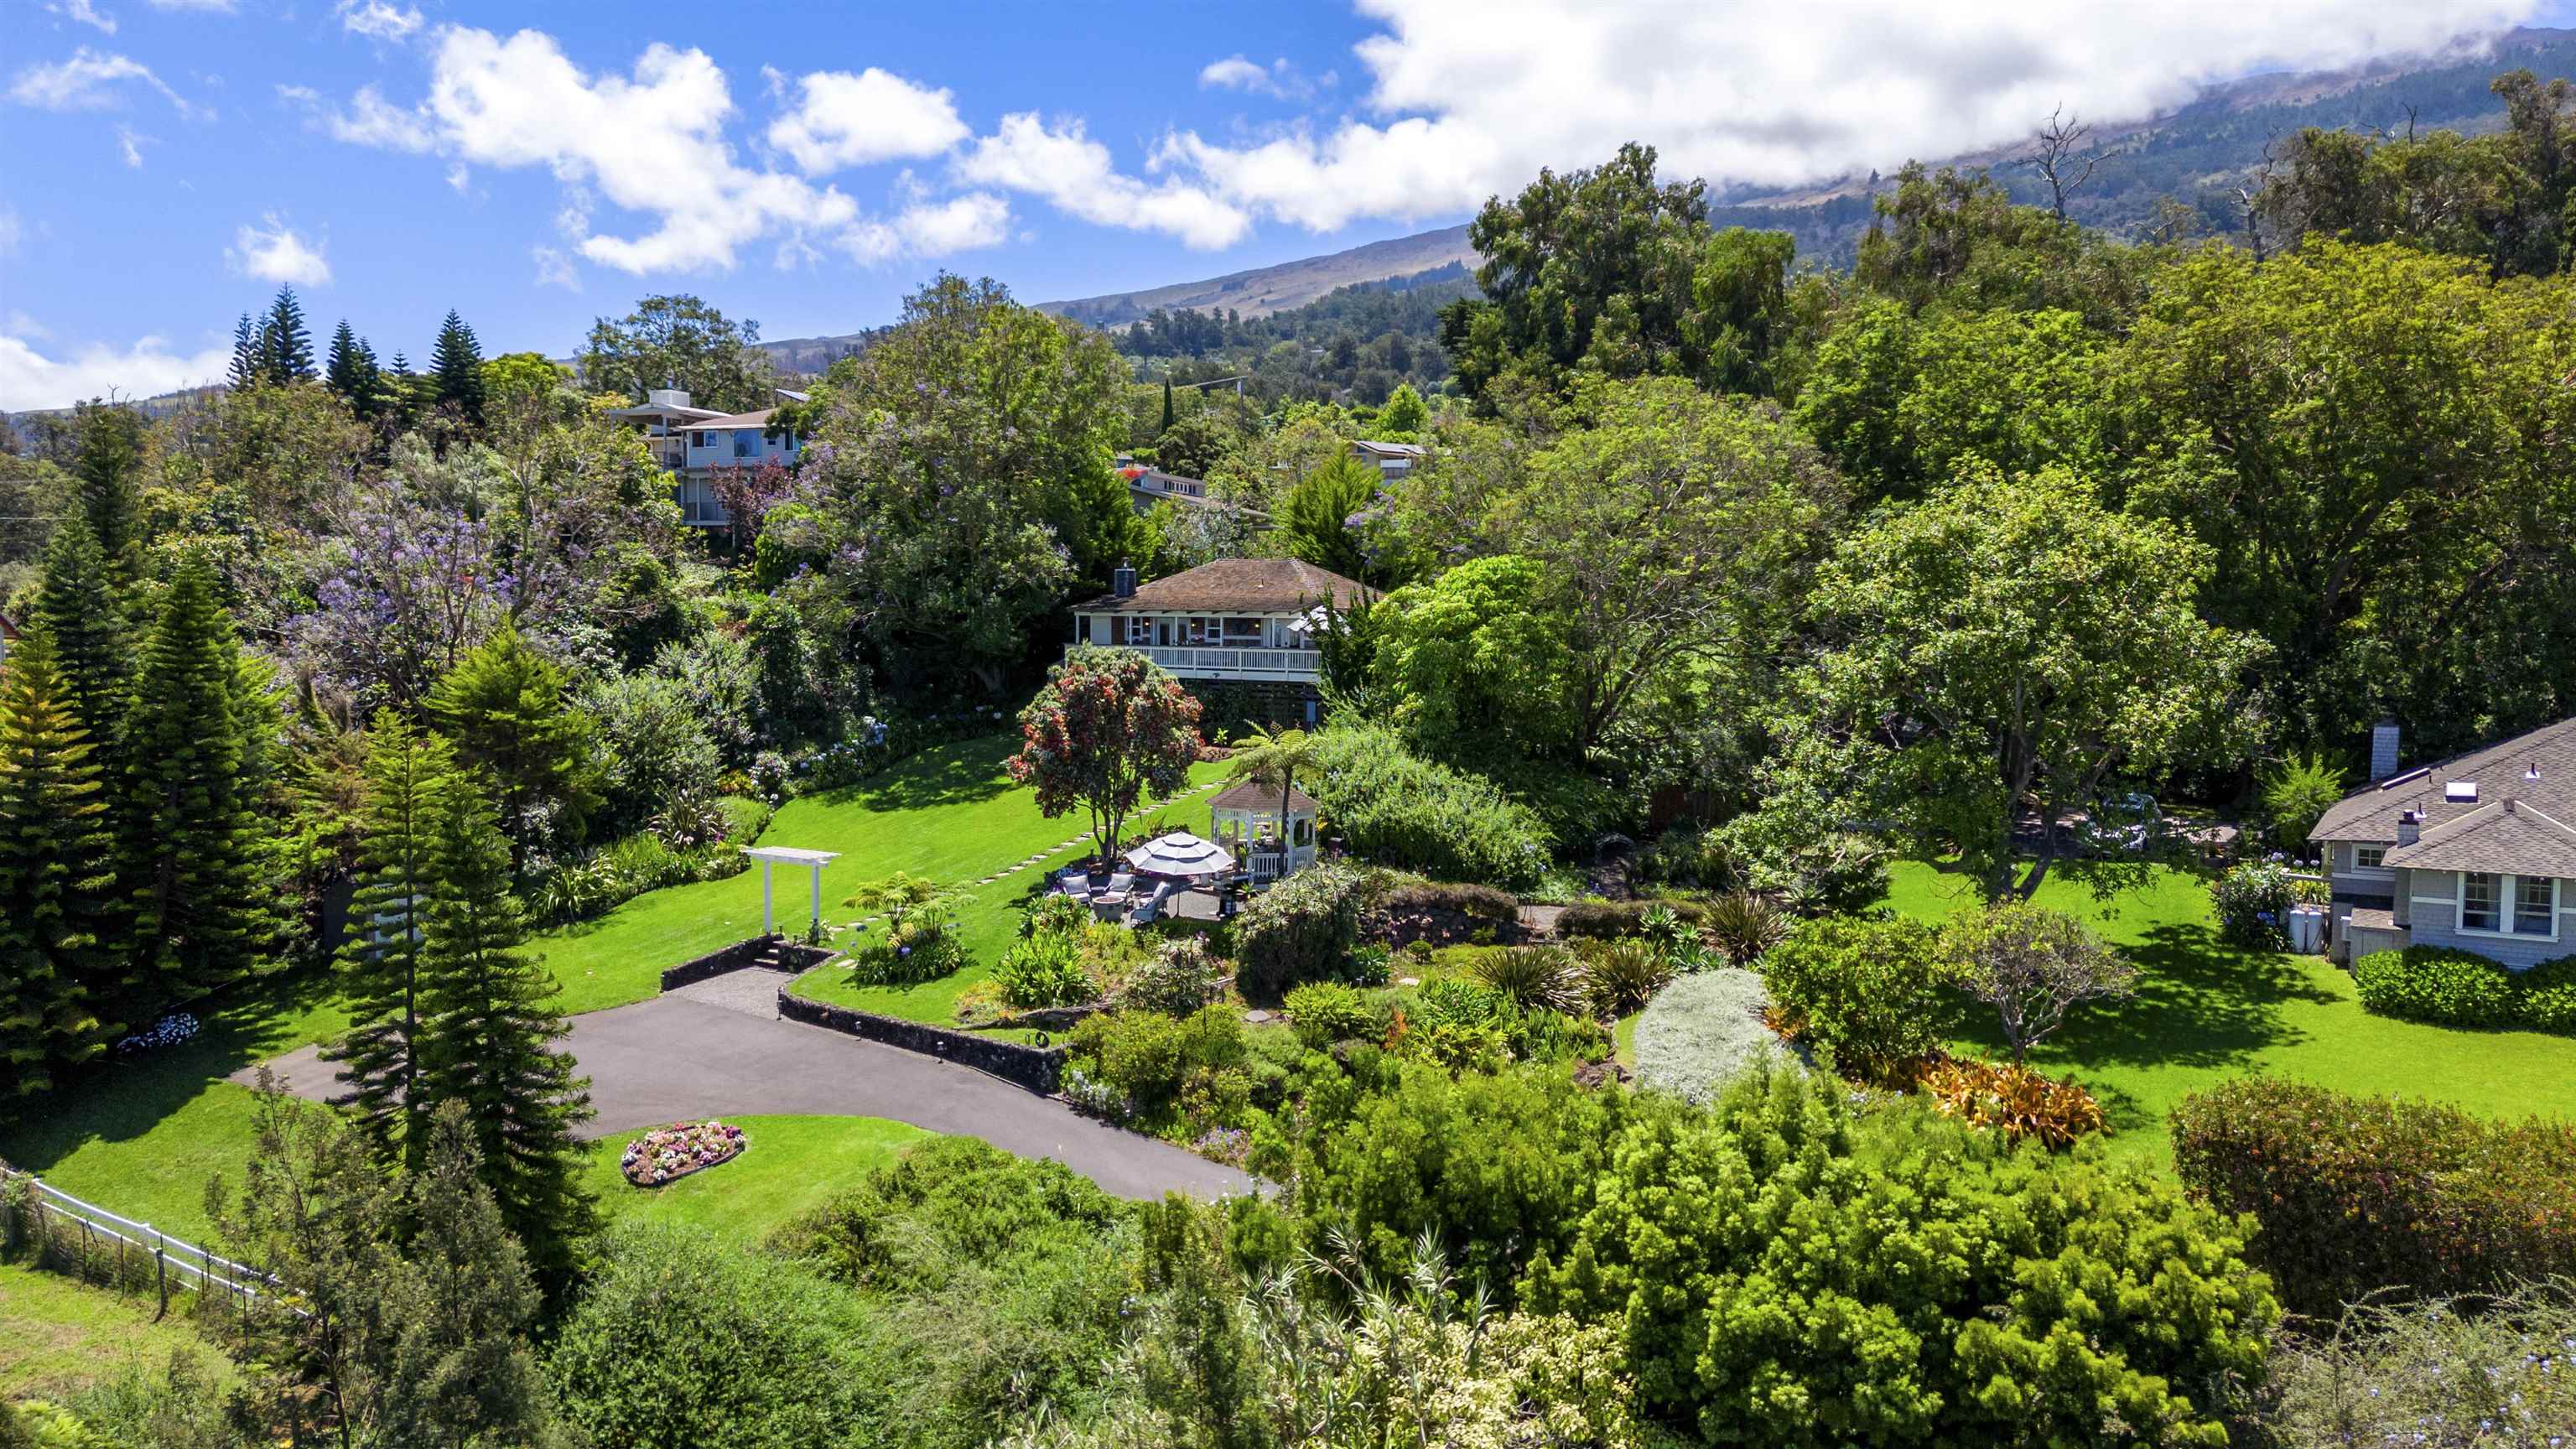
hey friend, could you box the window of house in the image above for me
[1225,616,1263,642]
[2517,875,2558,935]
[2354,845,2386,870]
[733,431,756,459]
[2462,872,2500,932]
[1124,615,1153,647]
[690,430,708,447]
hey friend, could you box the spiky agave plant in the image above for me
[1703,890,1789,967]
[1464,946,1588,1015]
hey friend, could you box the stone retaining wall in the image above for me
[660,937,834,992]
[779,991,1067,1094]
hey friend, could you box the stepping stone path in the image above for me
[834,780,1230,934]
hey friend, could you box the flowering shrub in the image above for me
[2172,1074,2576,1318]
[1191,1126,1251,1166]
[2353,945,2521,1027]
[114,1013,200,1057]
[2271,1280,2576,1446]
[2210,860,2299,949]
[620,1120,748,1187]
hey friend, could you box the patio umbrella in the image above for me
[1123,830,1235,878]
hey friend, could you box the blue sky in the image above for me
[0,0,2562,408]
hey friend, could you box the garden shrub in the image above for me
[1463,945,1587,1013]
[2268,1279,2576,1445]
[1067,1005,1246,1124]
[1576,937,1675,1016]
[778,1136,1124,1294]
[991,929,1097,1010]
[1284,981,1384,1048]
[1915,1056,2106,1148]
[1304,724,1553,891]
[1527,1065,2275,1446]
[1702,890,1788,966]
[2210,860,2299,949]
[1632,968,1789,1104]
[1019,891,1091,940]
[2352,945,2520,1027]
[1755,915,1960,1075]
[1341,942,1394,986]
[1120,937,1222,1016]
[1233,860,1363,1001]
[2171,1075,2576,1319]
[1555,897,1707,941]
[549,1224,870,1449]
[2519,952,2576,1032]
[1399,978,1605,1068]
[1365,876,1520,922]
[714,792,771,845]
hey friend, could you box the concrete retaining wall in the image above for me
[778,991,1067,1094]
[660,937,834,992]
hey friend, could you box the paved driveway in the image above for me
[241,992,1255,1202]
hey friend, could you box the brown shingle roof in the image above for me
[1210,779,1318,813]
[2312,715,2576,847]
[691,408,777,429]
[2381,797,2576,878]
[1074,558,1365,614]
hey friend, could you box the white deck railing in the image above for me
[1077,644,1320,681]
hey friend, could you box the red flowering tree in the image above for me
[1009,646,1202,869]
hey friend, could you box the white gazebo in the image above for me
[741,846,841,936]
[1210,780,1319,885]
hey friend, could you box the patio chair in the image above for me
[1130,880,1176,925]
[1103,872,1135,896]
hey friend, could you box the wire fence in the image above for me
[0,1169,276,1320]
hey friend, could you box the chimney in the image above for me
[1111,559,1136,600]
[2397,809,2422,846]
[2370,719,2402,782]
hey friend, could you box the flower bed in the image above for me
[114,1013,200,1057]
[619,1120,749,1187]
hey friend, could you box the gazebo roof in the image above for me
[741,846,841,866]
[1210,780,1317,814]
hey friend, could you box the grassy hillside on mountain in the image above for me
[1036,225,1476,328]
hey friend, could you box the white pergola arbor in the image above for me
[741,846,841,937]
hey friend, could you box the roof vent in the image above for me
[2527,761,2543,783]
[2445,781,2480,803]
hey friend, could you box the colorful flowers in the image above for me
[114,1013,200,1057]
[619,1119,749,1187]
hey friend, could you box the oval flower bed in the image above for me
[620,1120,749,1187]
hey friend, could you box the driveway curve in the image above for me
[240,992,1255,1202]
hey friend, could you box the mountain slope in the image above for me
[1033,226,1478,329]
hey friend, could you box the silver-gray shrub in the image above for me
[1633,968,1799,1104]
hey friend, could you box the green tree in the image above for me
[1223,723,1321,852]
[27,517,132,790]
[323,319,384,418]
[804,274,1138,693]
[1377,380,1429,435]
[1274,452,1387,584]
[1686,225,1797,395]
[1158,377,1176,434]
[1784,467,2262,901]
[317,714,456,1171]
[227,310,262,391]
[257,284,317,384]
[2260,750,2348,852]
[427,626,599,875]
[123,553,275,1018]
[0,628,117,1097]
[1007,645,1202,867]
[69,399,148,584]
[1940,898,2137,1067]
[1373,554,1578,774]
[577,293,773,410]
[416,772,595,1280]
[429,309,487,425]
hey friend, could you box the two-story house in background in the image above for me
[1067,557,1367,725]
[2311,715,2576,967]
[609,387,808,528]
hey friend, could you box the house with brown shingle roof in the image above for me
[2310,715,2576,966]
[1067,558,1367,725]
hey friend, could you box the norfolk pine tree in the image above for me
[70,401,148,585]
[416,772,595,1279]
[318,713,456,1171]
[430,309,487,425]
[227,311,262,390]
[28,517,132,790]
[123,553,276,1018]
[0,629,117,1098]
[428,626,598,876]
[258,283,317,383]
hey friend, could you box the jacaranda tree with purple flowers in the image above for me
[1010,645,1202,869]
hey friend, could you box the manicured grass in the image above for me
[1879,859,2576,1168]
[583,1114,932,1242]
[0,1262,235,1399]
[540,735,1226,1021]
[0,972,352,1245]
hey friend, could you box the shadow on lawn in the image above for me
[0,968,346,1176]
[813,735,1018,816]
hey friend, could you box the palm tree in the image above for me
[1226,724,1321,860]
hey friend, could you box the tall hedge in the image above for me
[2171,1075,2576,1319]
[1304,725,1551,891]
[1232,860,1363,1000]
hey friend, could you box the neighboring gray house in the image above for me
[2310,716,2576,967]
[608,387,809,528]
[1351,439,1427,478]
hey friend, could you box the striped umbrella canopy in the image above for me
[1123,830,1235,878]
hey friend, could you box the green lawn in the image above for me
[1879,859,2576,1167]
[0,1262,235,1400]
[540,734,1226,1022]
[582,1114,932,1241]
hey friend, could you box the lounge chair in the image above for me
[1130,880,1176,924]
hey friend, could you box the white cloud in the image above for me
[531,245,579,290]
[49,0,117,35]
[324,83,435,150]
[115,122,144,166]
[6,312,49,340]
[1197,55,1319,100]
[958,112,1250,248]
[229,215,332,286]
[0,331,231,412]
[766,66,968,174]
[1152,0,2541,233]
[337,0,423,41]
[143,0,234,11]
[8,47,195,115]
[844,191,1010,262]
